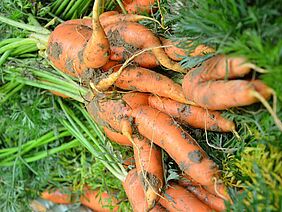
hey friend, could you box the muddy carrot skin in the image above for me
[123,169,149,212]
[159,183,212,212]
[133,135,164,209]
[182,55,272,110]
[104,21,186,73]
[148,95,235,132]
[115,66,188,104]
[132,106,231,201]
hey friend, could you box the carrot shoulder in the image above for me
[148,95,235,132]
[132,106,230,200]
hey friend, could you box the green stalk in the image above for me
[54,0,71,16]
[0,50,11,66]
[0,38,23,48]
[0,80,19,93]
[61,0,76,18]
[0,39,37,54]
[0,83,24,105]
[2,131,71,161]
[51,0,65,13]
[27,14,41,27]
[11,44,38,56]
[80,0,92,16]
[0,16,50,34]
[65,0,85,19]
[115,0,127,14]
[0,140,79,167]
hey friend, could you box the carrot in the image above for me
[104,127,132,146]
[133,135,164,209]
[160,38,214,61]
[150,203,167,211]
[122,92,150,109]
[47,0,109,77]
[82,0,110,68]
[104,21,186,73]
[148,95,235,132]
[41,188,73,204]
[109,46,159,68]
[122,168,149,211]
[179,175,226,212]
[122,156,135,168]
[49,90,69,98]
[182,54,272,110]
[132,106,230,200]
[159,183,212,212]
[123,0,155,14]
[101,60,121,72]
[80,187,119,212]
[114,66,191,104]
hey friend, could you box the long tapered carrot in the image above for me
[133,135,164,209]
[122,169,149,211]
[114,66,192,104]
[159,183,212,212]
[148,95,235,132]
[132,106,230,200]
[104,21,186,73]
[182,55,272,110]
[179,175,226,212]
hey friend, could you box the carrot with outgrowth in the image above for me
[159,183,212,212]
[104,21,186,73]
[133,135,164,209]
[148,95,235,132]
[132,106,230,200]
[182,55,272,110]
[115,66,193,104]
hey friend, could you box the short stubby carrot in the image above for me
[41,188,73,204]
[122,92,150,109]
[103,127,132,146]
[115,66,188,104]
[148,95,235,132]
[104,21,186,73]
[133,135,164,209]
[122,169,149,211]
[132,106,224,187]
[159,183,212,212]
[80,187,119,212]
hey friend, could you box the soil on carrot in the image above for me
[47,42,63,60]
[65,58,75,73]
[141,172,162,191]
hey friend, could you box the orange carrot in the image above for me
[122,92,150,109]
[159,183,212,212]
[104,21,186,73]
[80,187,119,212]
[48,90,69,98]
[133,135,164,209]
[132,106,230,200]
[179,175,226,212]
[109,46,159,68]
[41,188,73,204]
[122,156,135,168]
[182,55,272,110]
[104,127,132,146]
[123,0,155,14]
[122,169,149,211]
[148,95,235,132]
[114,66,189,104]
[82,0,110,68]
[160,38,214,61]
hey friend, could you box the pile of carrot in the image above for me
[11,0,276,210]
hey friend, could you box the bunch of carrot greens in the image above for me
[1,0,281,211]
